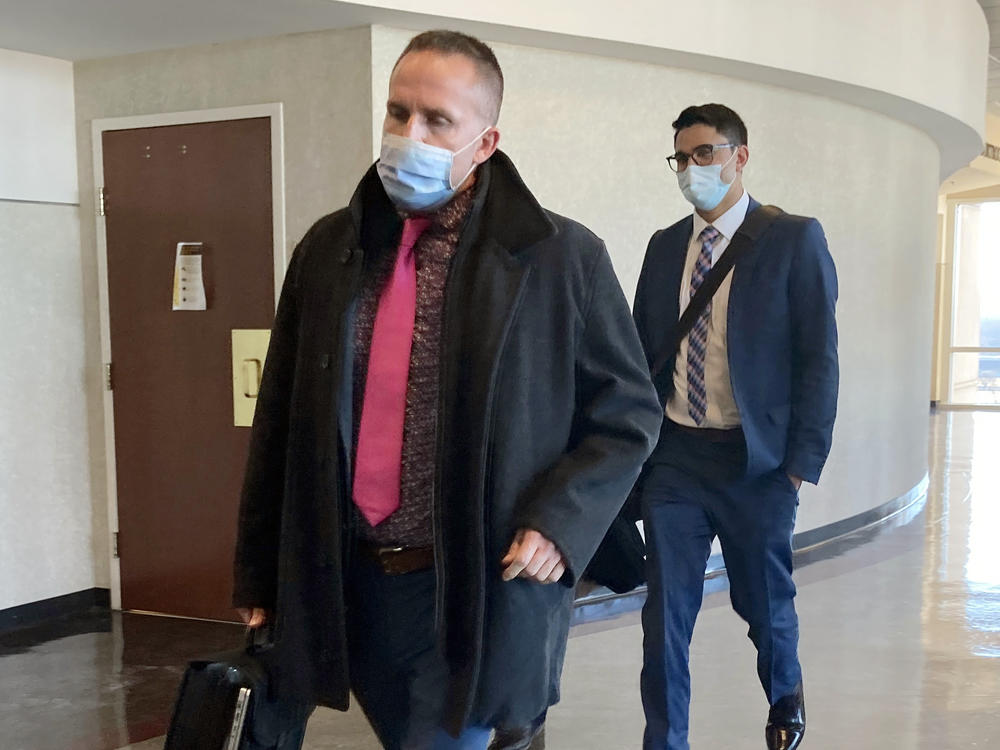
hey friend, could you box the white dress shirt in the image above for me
[665,189,750,429]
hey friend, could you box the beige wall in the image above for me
[75,26,374,270]
[0,202,93,609]
[360,0,986,180]
[0,48,94,610]
[949,184,1000,200]
[73,26,375,592]
[373,26,938,531]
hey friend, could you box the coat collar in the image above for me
[476,150,557,252]
[347,149,557,255]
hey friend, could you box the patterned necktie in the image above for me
[687,225,721,426]
[353,217,430,526]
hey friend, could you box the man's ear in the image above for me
[476,128,501,163]
[736,144,750,171]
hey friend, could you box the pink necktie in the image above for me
[353,217,430,526]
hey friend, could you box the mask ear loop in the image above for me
[718,145,740,185]
[448,127,493,190]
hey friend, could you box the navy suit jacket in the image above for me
[633,197,839,484]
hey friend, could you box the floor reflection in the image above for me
[550,410,1000,749]
[913,411,1000,747]
[0,611,242,749]
[0,412,998,749]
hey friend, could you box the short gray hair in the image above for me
[394,30,504,124]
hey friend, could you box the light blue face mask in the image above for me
[677,148,738,212]
[377,129,488,212]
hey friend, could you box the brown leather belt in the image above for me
[360,543,435,575]
[666,419,744,444]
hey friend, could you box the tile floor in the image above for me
[2,411,998,749]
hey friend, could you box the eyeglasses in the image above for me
[666,143,736,173]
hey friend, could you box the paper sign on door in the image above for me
[172,242,207,311]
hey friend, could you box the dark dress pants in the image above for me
[639,428,801,750]
[346,555,492,750]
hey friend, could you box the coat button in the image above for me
[340,247,355,264]
[320,354,330,369]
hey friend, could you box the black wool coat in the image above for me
[233,151,662,733]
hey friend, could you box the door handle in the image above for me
[242,359,262,398]
[231,329,271,427]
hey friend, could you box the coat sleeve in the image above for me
[513,246,662,585]
[232,239,305,609]
[784,218,839,485]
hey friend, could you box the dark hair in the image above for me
[394,30,504,125]
[672,104,748,146]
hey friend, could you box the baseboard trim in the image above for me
[790,474,929,553]
[0,588,111,634]
[574,473,930,618]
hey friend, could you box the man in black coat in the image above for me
[233,30,662,749]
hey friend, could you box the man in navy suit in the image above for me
[633,104,838,750]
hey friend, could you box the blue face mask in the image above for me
[677,148,738,212]
[377,129,488,212]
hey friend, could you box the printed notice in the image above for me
[172,242,207,311]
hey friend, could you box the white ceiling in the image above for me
[0,0,408,61]
[941,159,1000,195]
[2,0,994,162]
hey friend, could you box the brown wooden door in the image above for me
[103,118,274,621]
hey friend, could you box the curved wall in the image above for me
[358,0,987,179]
[372,26,939,532]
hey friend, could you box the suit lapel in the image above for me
[727,196,764,336]
[666,217,693,320]
[648,218,692,397]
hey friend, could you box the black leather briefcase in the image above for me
[164,629,309,750]
[584,512,647,594]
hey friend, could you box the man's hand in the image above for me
[237,607,269,628]
[788,474,803,491]
[502,529,566,584]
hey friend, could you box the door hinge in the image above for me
[98,187,107,217]
[104,362,113,391]
[113,532,120,558]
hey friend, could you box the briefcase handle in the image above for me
[245,623,274,653]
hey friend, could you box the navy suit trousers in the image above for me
[346,557,492,750]
[640,425,801,750]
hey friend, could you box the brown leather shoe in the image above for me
[765,684,805,750]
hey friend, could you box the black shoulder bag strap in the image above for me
[650,204,784,380]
